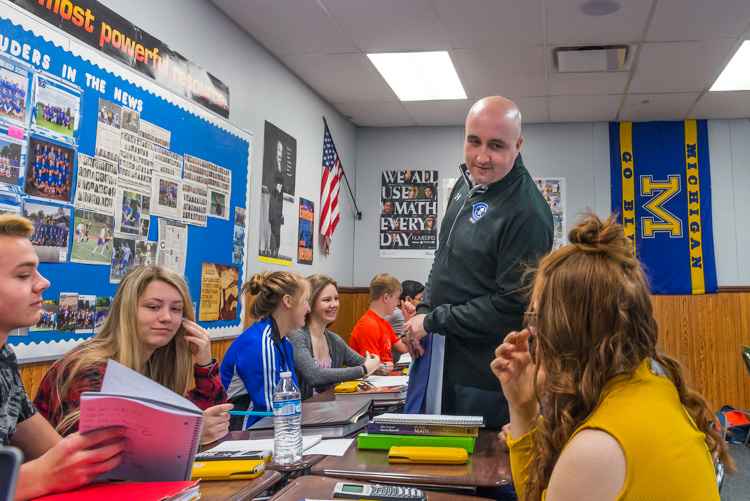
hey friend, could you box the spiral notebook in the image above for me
[372,413,485,427]
[79,359,203,482]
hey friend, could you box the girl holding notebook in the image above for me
[34,266,232,445]
[288,274,381,399]
[491,214,732,500]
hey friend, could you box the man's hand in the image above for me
[16,426,127,499]
[402,313,428,359]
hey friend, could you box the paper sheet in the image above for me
[210,435,322,453]
[304,438,354,456]
[366,375,409,387]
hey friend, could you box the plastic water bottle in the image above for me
[272,371,303,465]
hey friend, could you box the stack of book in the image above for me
[357,413,484,453]
[247,399,372,438]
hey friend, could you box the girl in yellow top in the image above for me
[491,214,733,501]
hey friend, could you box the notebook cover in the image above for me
[32,480,199,500]
[357,433,476,453]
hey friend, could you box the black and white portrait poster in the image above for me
[259,121,296,265]
[380,170,438,259]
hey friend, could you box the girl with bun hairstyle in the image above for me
[287,275,381,399]
[34,266,232,445]
[492,213,732,500]
[220,271,310,430]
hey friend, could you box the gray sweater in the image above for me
[287,325,366,400]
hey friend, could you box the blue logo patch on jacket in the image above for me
[471,203,488,222]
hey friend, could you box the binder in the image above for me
[357,432,476,453]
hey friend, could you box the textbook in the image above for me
[372,413,484,427]
[357,433,476,453]
[247,400,371,439]
[366,422,479,437]
[78,360,203,482]
[32,480,200,501]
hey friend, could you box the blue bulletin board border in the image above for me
[1,4,253,362]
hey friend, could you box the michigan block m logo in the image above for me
[640,175,682,238]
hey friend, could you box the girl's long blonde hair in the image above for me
[51,266,195,433]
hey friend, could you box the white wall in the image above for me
[354,120,750,287]
[99,0,359,284]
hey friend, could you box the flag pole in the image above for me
[323,116,362,221]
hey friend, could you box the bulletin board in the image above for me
[1,4,252,361]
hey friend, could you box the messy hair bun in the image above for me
[242,271,308,319]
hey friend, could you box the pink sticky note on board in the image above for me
[7,126,24,140]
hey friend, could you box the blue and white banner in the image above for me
[610,120,717,295]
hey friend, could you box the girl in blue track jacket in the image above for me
[221,271,310,430]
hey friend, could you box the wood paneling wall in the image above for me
[19,289,750,412]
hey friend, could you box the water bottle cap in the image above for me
[280,371,292,377]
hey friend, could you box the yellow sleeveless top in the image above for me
[508,358,719,500]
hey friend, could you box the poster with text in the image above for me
[199,262,239,322]
[297,198,314,265]
[534,177,566,250]
[259,121,296,265]
[380,170,438,258]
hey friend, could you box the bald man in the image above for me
[403,96,553,428]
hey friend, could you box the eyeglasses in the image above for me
[523,311,538,364]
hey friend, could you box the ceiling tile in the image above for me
[454,47,548,98]
[628,40,737,94]
[432,0,543,48]
[209,0,357,55]
[618,93,700,122]
[510,97,549,124]
[333,102,416,127]
[550,95,622,122]
[320,0,448,52]
[648,0,750,42]
[402,100,478,126]
[545,0,653,46]
[281,54,396,103]
[549,71,630,96]
[689,91,750,119]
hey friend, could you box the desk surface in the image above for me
[269,475,493,501]
[198,469,282,501]
[219,430,327,472]
[311,429,511,488]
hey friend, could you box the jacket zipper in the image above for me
[445,170,487,246]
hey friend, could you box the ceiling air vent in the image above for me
[553,45,630,73]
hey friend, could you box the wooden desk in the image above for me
[311,429,511,488]
[219,430,327,472]
[269,475,493,501]
[199,469,282,500]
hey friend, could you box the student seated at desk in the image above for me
[34,266,232,445]
[349,273,413,372]
[492,214,733,501]
[221,271,310,430]
[288,275,382,399]
[0,214,126,499]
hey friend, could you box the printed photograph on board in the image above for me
[94,296,112,334]
[24,200,70,263]
[0,55,31,128]
[259,121,296,264]
[23,135,75,203]
[75,294,96,334]
[95,98,121,163]
[30,299,58,332]
[114,188,149,239]
[0,127,24,187]
[134,240,157,267]
[110,237,136,283]
[199,262,239,322]
[57,292,78,333]
[121,107,140,135]
[70,208,114,265]
[31,75,82,145]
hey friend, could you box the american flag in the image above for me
[320,124,343,254]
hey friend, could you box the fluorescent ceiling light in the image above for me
[711,40,750,91]
[367,51,466,101]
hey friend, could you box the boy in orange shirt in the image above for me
[350,274,414,372]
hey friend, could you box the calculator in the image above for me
[332,482,427,501]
